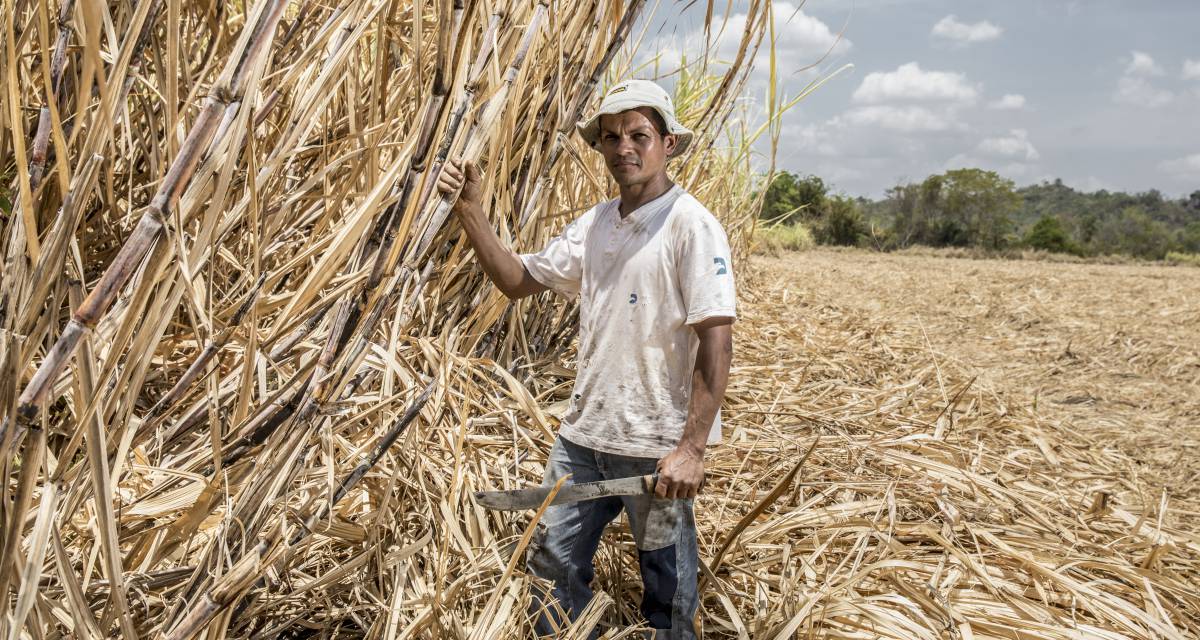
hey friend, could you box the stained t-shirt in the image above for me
[520,185,736,458]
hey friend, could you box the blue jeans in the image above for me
[526,436,699,639]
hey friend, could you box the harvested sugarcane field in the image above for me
[2,0,1199,638]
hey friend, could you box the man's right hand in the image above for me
[436,159,482,216]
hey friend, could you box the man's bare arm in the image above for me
[437,160,547,299]
[655,317,733,499]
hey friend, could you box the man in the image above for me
[437,79,735,639]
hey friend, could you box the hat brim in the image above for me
[577,100,693,159]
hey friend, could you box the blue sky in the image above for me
[642,1,1200,199]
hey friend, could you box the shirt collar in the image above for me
[612,184,681,228]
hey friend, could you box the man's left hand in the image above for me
[655,445,705,499]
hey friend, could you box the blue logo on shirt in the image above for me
[714,257,728,275]
[629,293,638,304]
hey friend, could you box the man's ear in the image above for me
[663,133,678,156]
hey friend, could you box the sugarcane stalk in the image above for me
[345,260,434,393]
[410,2,549,262]
[371,5,501,291]
[26,0,76,196]
[510,69,560,211]
[517,0,646,228]
[158,381,434,640]
[72,0,166,164]
[218,367,313,468]
[16,153,103,335]
[266,297,335,362]
[301,6,502,404]
[70,283,139,639]
[152,372,240,455]
[144,274,266,421]
[297,3,523,415]
[0,422,45,608]
[7,0,165,338]
[2,8,292,611]
[13,0,289,429]
[299,0,474,419]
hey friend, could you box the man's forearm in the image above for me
[654,322,731,498]
[456,203,540,298]
[679,322,733,455]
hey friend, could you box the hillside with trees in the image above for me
[762,169,1200,261]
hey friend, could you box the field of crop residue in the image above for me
[696,249,1199,638]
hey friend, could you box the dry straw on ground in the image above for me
[715,251,1199,639]
[3,0,1198,638]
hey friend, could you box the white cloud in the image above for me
[942,153,1037,179]
[711,3,851,74]
[783,122,842,157]
[834,105,961,133]
[988,94,1027,110]
[1125,51,1165,77]
[1183,59,1200,81]
[931,15,1003,44]
[1160,153,1200,181]
[780,64,980,191]
[852,62,979,104]
[644,4,851,85]
[998,162,1038,178]
[944,153,981,169]
[1114,52,1173,108]
[1115,76,1174,108]
[977,129,1040,161]
[1074,176,1114,193]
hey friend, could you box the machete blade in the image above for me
[475,474,656,511]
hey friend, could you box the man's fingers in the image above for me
[441,163,463,182]
[653,473,709,500]
[437,172,461,193]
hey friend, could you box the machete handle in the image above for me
[645,472,707,498]
[646,473,659,494]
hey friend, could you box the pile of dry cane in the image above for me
[1,0,771,636]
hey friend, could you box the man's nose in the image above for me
[615,134,635,154]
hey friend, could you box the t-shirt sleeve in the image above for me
[519,209,594,297]
[675,208,737,325]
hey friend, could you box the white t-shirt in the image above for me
[521,184,737,458]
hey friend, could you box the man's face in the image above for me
[597,107,677,188]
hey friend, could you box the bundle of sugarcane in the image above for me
[0,0,774,637]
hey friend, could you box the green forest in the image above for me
[761,169,1200,261]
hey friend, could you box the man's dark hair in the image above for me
[641,107,670,137]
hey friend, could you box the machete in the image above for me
[476,474,659,511]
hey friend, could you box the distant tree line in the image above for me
[760,169,1200,260]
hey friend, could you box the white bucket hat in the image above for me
[577,79,693,159]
